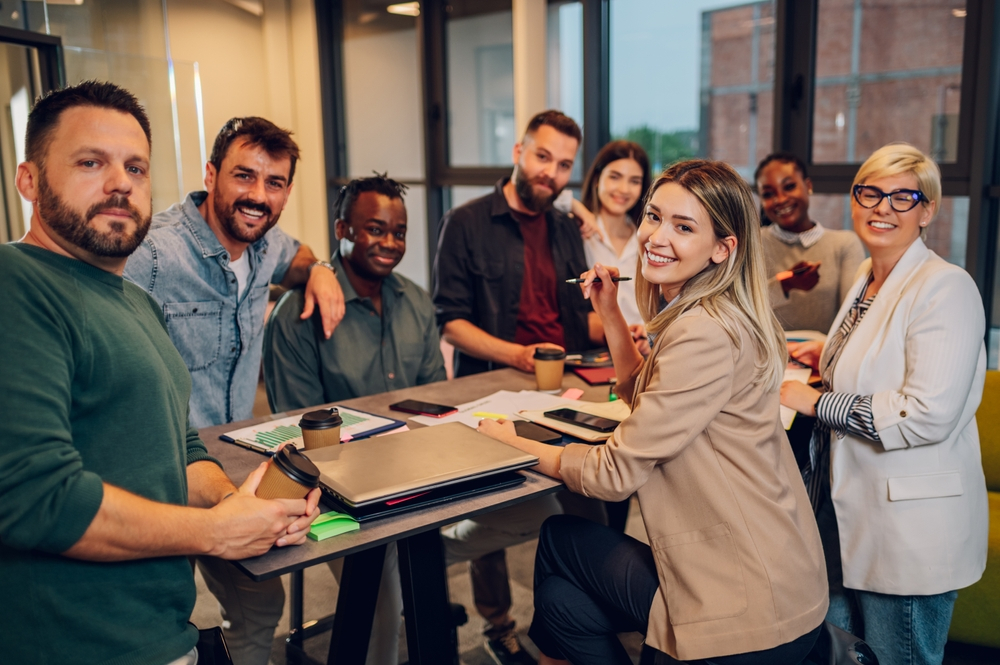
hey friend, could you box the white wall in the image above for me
[164,0,329,256]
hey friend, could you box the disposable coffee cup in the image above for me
[299,408,343,450]
[255,446,320,500]
[534,348,566,393]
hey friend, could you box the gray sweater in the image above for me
[762,223,866,334]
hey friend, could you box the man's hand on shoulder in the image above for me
[301,262,345,339]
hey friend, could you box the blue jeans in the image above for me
[815,481,958,665]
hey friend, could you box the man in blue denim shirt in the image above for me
[124,117,344,665]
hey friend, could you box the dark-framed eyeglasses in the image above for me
[852,184,928,213]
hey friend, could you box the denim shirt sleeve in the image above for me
[267,226,301,285]
[122,239,156,294]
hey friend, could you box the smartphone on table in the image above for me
[543,408,620,433]
[389,399,458,418]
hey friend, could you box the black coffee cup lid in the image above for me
[299,408,343,430]
[272,446,320,487]
[533,348,566,360]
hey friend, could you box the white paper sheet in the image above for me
[410,390,577,428]
[781,366,814,430]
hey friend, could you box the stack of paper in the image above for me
[410,390,571,428]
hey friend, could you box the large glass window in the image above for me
[611,0,775,178]
[812,0,966,164]
[547,0,583,181]
[446,1,514,167]
[0,43,39,242]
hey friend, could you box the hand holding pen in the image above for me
[565,276,632,284]
[576,264,625,319]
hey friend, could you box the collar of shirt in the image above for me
[767,221,825,248]
[331,251,407,307]
[178,191,272,261]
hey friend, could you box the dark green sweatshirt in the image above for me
[0,244,218,665]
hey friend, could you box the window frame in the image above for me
[773,0,1000,332]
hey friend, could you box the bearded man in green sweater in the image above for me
[0,81,320,665]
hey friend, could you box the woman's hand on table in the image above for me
[477,417,518,445]
[780,380,822,417]
[787,340,824,370]
[478,418,564,481]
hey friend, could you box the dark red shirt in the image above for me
[512,210,565,348]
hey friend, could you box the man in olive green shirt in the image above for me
[264,174,445,410]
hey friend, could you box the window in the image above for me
[548,1,584,181]
[446,2,515,167]
[812,0,967,164]
[610,0,775,178]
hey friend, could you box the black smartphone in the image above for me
[513,420,563,444]
[543,408,620,433]
[389,399,458,418]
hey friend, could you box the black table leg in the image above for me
[326,544,387,665]
[398,530,457,665]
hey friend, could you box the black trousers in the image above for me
[529,515,821,665]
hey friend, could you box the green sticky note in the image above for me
[308,512,360,541]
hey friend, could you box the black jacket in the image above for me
[432,179,593,377]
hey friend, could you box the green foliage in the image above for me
[614,126,700,173]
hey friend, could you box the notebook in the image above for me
[221,406,405,454]
[304,422,537,508]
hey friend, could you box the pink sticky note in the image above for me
[561,388,584,400]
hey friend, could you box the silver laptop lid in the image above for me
[304,422,539,507]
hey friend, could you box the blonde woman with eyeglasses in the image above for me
[781,143,989,665]
[478,160,828,664]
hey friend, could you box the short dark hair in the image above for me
[333,172,409,221]
[753,151,809,187]
[523,110,582,144]
[581,140,652,223]
[210,117,301,183]
[26,80,152,167]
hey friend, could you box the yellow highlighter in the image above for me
[473,412,508,420]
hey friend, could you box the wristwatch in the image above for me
[309,260,337,276]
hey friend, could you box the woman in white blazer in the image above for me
[781,143,989,665]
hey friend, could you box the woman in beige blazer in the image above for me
[781,143,988,665]
[479,160,828,664]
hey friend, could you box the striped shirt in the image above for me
[815,290,880,442]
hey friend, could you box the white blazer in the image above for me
[821,238,989,595]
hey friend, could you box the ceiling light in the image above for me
[952,8,967,18]
[387,2,420,17]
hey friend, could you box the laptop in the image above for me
[304,421,538,508]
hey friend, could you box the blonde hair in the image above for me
[853,142,941,222]
[635,159,786,391]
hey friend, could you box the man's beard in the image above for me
[513,164,561,213]
[38,173,151,258]
[214,196,280,244]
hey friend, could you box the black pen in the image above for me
[565,276,633,284]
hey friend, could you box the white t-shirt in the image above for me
[583,216,643,327]
[229,252,251,301]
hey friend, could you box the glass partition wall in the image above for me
[5,0,206,215]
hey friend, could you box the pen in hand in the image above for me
[565,276,633,284]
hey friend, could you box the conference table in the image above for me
[198,368,614,665]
